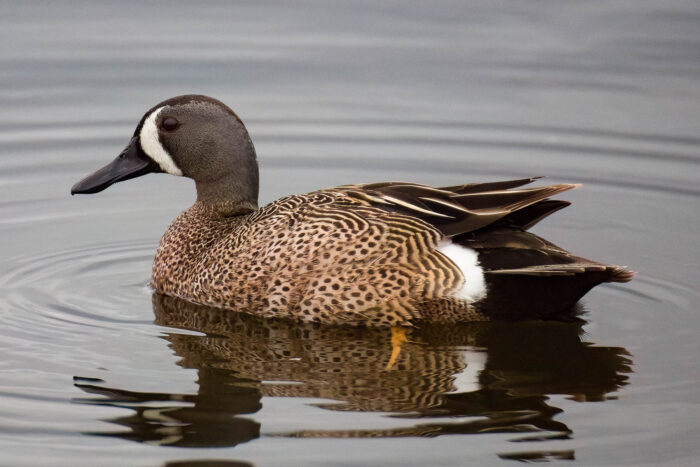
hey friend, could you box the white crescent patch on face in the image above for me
[139,106,183,176]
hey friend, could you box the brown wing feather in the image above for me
[342,178,578,237]
[440,176,543,194]
[491,199,571,230]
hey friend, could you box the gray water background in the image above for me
[0,1,699,465]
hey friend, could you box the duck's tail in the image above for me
[453,209,634,319]
[474,263,633,320]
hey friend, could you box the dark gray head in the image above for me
[71,95,259,215]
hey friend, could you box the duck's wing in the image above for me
[439,176,543,194]
[341,178,577,236]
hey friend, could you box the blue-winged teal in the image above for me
[72,95,633,326]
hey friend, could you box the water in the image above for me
[1,1,699,465]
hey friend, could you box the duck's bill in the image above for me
[71,137,161,195]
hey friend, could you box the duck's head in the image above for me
[71,95,259,214]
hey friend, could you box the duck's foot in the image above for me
[386,326,409,370]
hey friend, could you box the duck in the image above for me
[71,94,633,327]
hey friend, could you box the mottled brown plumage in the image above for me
[71,95,633,326]
[150,178,631,325]
[152,187,481,326]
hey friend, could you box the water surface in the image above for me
[1,1,699,465]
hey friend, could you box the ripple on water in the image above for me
[0,241,156,339]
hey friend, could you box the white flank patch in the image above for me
[436,239,487,302]
[139,106,183,176]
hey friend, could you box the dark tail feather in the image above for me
[492,199,571,230]
[476,266,629,319]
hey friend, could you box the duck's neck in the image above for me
[195,175,258,217]
[193,139,260,217]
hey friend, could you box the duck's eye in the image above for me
[161,117,179,132]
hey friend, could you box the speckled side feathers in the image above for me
[151,178,631,326]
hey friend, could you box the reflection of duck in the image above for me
[71,95,633,325]
[73,295,632,447]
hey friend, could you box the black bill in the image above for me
[71,136,161,195]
